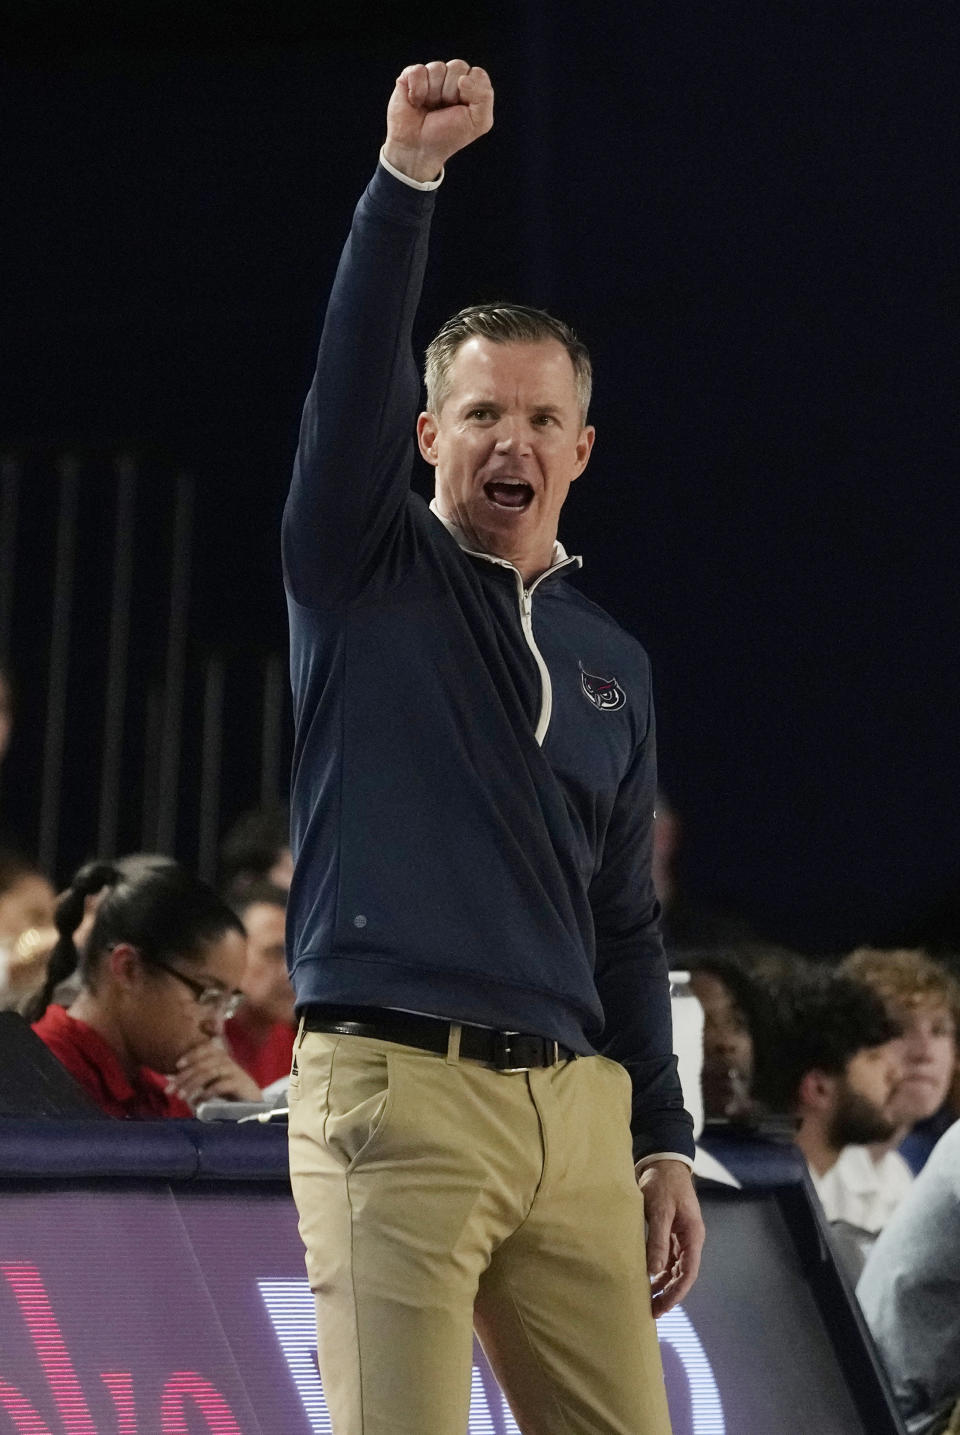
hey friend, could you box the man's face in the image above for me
[239,901,295,1026]
[418,337,595,583]
[826,1042,902,1148]
[886,1002,957,1125]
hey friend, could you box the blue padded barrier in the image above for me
[189,1118,290,1180]
[698,1127,809,1187]
[0,1117,199,1179]
[0,1117,290,1183]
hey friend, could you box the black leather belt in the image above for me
[300,1004,575,1072]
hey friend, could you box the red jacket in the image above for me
[32,1005,193,1120]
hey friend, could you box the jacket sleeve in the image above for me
[282,164,437,608]
[589,679,696,1163]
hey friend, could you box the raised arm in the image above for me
[282,61,493,608]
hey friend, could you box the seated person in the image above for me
[858,1120,960,1434]
[224,882,295,1088]
[752,966,903,1229]
[218,804,292,894]
[0,849,56,1009]
[681,948,771,1125]
[843,946,959,1177]
[26,857,261,1118]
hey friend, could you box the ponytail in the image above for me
[24,861,120,1023]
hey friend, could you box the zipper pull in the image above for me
[520,587,532,621]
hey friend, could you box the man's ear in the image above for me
[417,411,439,466]
[798,1068,835,1114]
[570,424,596,482]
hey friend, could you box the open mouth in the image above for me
[484,480,534,510]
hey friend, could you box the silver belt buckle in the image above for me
[493,1032,531,1073]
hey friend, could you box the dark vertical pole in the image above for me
[97,455,137,857]
[260,650,285,808]
[521,0,555,303]
[141,678,163,853]
[0,456,20,664]
[197,652,225,885]
[39,455,80,877]
[155,472,194,855]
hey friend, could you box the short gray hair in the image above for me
[424,303,592,425]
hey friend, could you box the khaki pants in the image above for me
[287,1025,673,1435]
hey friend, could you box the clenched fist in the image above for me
[383,60,494,184]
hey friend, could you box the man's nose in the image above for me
[494,421,531,453]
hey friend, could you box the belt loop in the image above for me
[446,1023,462,1064]
[296,1015,307,1049]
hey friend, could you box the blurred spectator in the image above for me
[653,791,754,951]
[0,850,56,1008]
[843,947,959,1177]
[224,882,295,1088]
[681,949,771,1125]
[752,966,903,1221]
[858,1120,960,1434]
[0,661,12,769]
[219,803,292,893]
[27,857,261,1117]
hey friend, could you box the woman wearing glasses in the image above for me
[27,857,261,1117]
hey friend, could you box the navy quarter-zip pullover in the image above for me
[282,162,694,1163]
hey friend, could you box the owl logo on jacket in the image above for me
[579,664,626,712]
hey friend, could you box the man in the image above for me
[283,60,702,1435]
[753,966,903,1218]
[843,946,959,1178]
[857,1120,960,1434]
[224,882,296,1089]
[218,804,293,894]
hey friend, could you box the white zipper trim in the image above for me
[517,564,575,744]
[426,502,582,747]
[452,545,580,746]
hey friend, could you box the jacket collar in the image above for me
[428,498,582,575]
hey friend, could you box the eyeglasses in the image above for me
[152,959,244,1020]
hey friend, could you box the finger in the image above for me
[644,1204,674,1279]
[424,60,447,110]
[652,1225,704,1317]
[652,1252,698,1317]
[396,64,428,109]
[441,58,469,105]
[458,66,494,128]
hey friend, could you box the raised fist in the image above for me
[383,60,494,184]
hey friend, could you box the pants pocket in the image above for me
[324,1039,396,1170]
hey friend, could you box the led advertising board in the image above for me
[0,1181,887,1435]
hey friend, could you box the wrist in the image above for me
[381,140,444,186]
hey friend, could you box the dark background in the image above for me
[2,0,958,953]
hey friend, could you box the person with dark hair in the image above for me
[28,858,260,1118]
[224,882,295,1088]
[681,949,772,1124]
[219,804,292,894]
[753,967,903,1218]
[282,60,700,1435]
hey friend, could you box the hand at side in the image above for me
[637,1159,705,1317]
